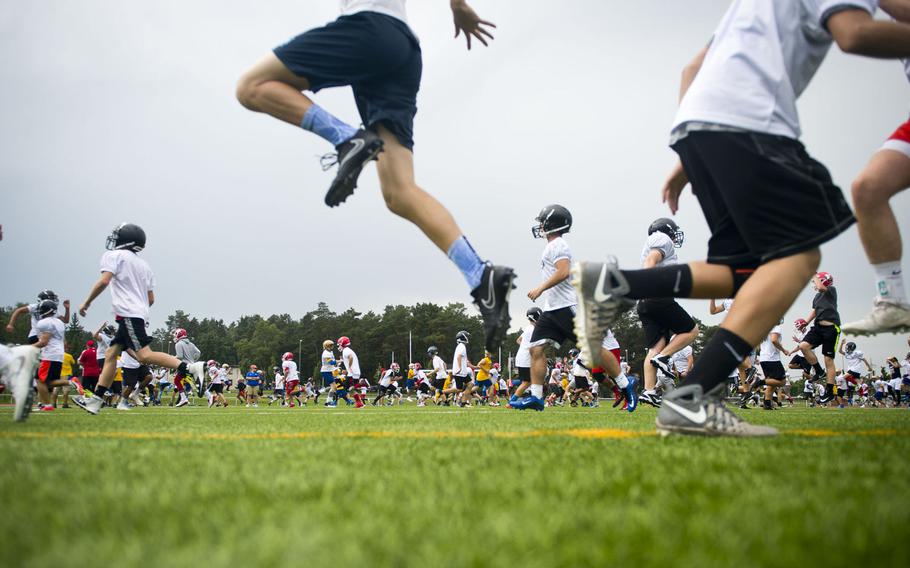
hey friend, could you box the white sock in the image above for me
[644,389,656,396]
[614,373,629,389]
[530,384,544,398]
[874,261,907,304]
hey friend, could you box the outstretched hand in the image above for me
[661,160,689,215]
[452,1,496,50]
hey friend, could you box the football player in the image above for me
[758,320,789,411]
[5,289,70,345]
[75,224,193,415]
[320,340,336,391]
[173,328,203,408]
[282,352,301,407]
[33,300,69,412]
[710,299,758,407]
[797,272,842,404]
[235,0,514,352]
[840,341,874,386]
[337,336,361,408]
[448,331,472,407]
[427,346,448,405]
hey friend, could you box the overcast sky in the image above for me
[1,1,908,366]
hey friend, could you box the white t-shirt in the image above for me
[641,232,677,267]
[601,329,620,350]
[282,360,299,382]
[96,332,112,360]
[899,360,910,379]
[120,351,141,370]
[212,368,228,384]
[844,350,867,375]
[320,350,336,373]
[274,372,285,390]
[342,347,361,378]
[548,368,561,384]
[539,237,576,312]
[803,380,814,394]
[339,0,407,23]
[891,377,902,391]
[672,0,878,140]
[759,325,783,362]
[835,374,848,390]
[380,369,395,387]
[27,303,41,337]
[100,250,156,320]
[515,324,534,368]
[432,355,447,380]
[671,345,693,373]
[35,317,65,362]
[571,356,589,378]
[452,343,468,376]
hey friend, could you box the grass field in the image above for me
[1,401,908,568]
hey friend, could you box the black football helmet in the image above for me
[456,330,470,344]
[427,346,438,357]
[36,299,58,318]
[106,223,146,252]
[37,290,59,303]
[526,307,542,322]
[532,205,572,238]
[648,217,684,248]
[568,348,580,358]
[845,342,856,353]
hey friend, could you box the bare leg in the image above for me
[851,150,910,265]
[643,337,668,392]
[530,346,548,388]
[658,326,699,359]
[236,53,313,125]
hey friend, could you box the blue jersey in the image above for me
[245,371,260,386]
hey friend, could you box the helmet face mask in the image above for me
[456,330,470,344]
[427,346,438,357]
[532,205,572,239]
[648,218,684,248]
[845,342,856,353]
[37,299,57,319]
[526,307,542,323]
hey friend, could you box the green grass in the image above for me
[1,402,908,568]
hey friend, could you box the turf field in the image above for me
[1,402,908,567]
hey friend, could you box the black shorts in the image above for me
[574,376,590,391]
[211,383,224,394]
[433,378,447,391]
[418,383,430,394]
[789,355,807,369]
[636,299,696,349]
[453,375,469,391]
[672,131,853,266]
[802,324,841,358]
[112,317,153,352]
[760,361,786,380]
[847,370,862,380]
[27,335,38,345]
[517,367,531,382]
[111,381,122,395]
[121,365,149,388]
[530,307,576,348]
[273,12,421,149]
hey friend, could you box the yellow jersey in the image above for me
[60,353,76,378]
[476,357,492,381]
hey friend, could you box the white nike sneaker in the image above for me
[116,399,132,411]
[841,299,910,336]
[3,346,40,422]
[74,395,103,415]
[129,391,144,407]
[570,258,634,366]
[656,384,777,437]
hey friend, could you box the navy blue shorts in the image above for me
[274,12,422,149]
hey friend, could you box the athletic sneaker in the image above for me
[175,397,189,408]
[4,345,40,422]
[570,257,634,365]
[841,299,910,336]
[471,263,517,351]
[510,395,545,411]
[74,395,103,415]
[624,376,638,413]
[656,384,778,437]
[39,405,54,412]
[322,129,384,207]
[639,391,662,408]
[116,400,131,411]
[650,355,674,378]
[817,392,835,405]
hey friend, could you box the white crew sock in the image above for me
[614,373,629,389]
[530,384,544,398]
[874,261,907,304]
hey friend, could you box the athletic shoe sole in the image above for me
[324,140,384,207]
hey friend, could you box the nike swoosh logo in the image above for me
[663,399,707,424]
[673,271,682,294]
[723,341,743,361]
[481,270,496,310]
[594,264,611,303]
[339,138,365,169]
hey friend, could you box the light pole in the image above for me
[298,339,303,369]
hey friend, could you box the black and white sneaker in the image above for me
[656,384,778,437]
[639,391,662,408]
[650,355,674,378]
[470,263,517,352]
[570,257,634,366]
[817,391,834,405]
[322,129,384,207]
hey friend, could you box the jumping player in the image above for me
[235,0,514,351]
[5,290,70,344]
[797,272,841,404]
[758,320,789,410]
[571,0,910,435]
[75,223,192,415]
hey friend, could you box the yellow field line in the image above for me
[0,428,903,442]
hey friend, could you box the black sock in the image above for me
[616,265,694,299]
[94,385,109,399]
[813,363,825,376]
[680,328,753,393]
[177,362,188,375]
[826,383,834,396]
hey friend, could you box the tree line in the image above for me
[0,301,718,379]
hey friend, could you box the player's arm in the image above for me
[804,309,817,326]
[641,249,664,269]
[58,300,71,324]
[4,305,29,333]
[34,331,51,349]
[450,0,495,50]
[80,272,114,316]
[148,290,155,307]
[882,0,910,22]
[686,353,695,371]
[864,357,874,372]
[771,333,786,354]
[528,258,570,301]
[708,299,725,315]
[827,8,910,57]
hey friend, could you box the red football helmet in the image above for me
[816,272,833,287]
[391,362,400,372]
[207,359,217,367]
[413,362,421,371]
[794,318,808,331]
[282,352,294,361]
[337,336,351,349]
[173,328,187,342]
[492,362,501,370]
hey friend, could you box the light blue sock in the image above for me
[300,104,358,147]
[447,236,485,290]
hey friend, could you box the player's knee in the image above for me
[235,76,260,110]
[851,173,891,210]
